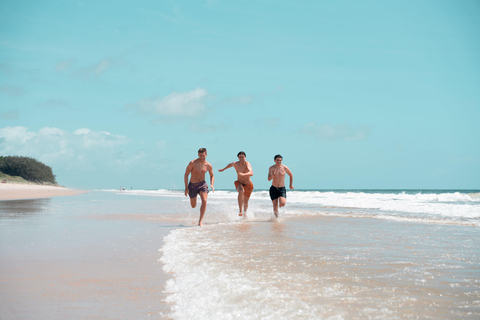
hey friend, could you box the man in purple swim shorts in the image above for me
[184,148,215,226]
[188,180,209,198]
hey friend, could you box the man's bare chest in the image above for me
[193,163,208,174]
[235,163,248,173]
[276,166,286,176]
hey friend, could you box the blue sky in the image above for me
[1,0,479,190]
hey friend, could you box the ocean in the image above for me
[152,188,480,319]
[1,189,479,319]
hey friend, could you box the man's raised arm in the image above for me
[218,162,234,172]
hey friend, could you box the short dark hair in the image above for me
[198,148,207,153]
[237,151,246,158]
[274,154,283,160]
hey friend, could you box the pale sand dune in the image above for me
[0,183,84,200]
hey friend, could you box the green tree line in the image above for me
[0,156,57,184]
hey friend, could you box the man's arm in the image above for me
[267,166,275,181]
[184,162,193,196]
[218,162,234,172]
[208,164,215,192]
[285,166,294,189]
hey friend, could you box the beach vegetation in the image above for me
[0,156,57,185]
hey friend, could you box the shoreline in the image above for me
[0,183,85,201]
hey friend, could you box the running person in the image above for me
[184,148,215,226]
[268,154,294,218]
[218,151,253,217]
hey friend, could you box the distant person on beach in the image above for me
[268,154,294,218]
[218,151,254,217]
[184,148,215,226]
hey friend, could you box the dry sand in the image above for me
[0,183,84,200]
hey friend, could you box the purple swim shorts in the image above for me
[188,180,209,198]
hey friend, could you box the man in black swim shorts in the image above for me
[267,154,294,218]
[269,185,286,201]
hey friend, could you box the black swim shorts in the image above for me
[269,185,286,201]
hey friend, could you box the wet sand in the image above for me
[0,183,84,200]
[0,193,177,319]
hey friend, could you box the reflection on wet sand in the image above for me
[0,198,51,217]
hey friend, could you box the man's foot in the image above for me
[239,212,243,216]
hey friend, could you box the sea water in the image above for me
[2,189,478,319]
[153,189,480,319]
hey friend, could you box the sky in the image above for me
[1,0,479,190]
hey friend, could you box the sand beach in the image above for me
[0,183,85,201]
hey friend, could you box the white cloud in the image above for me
[299,122,372,141]
[38,127,67,136]
[127,88,209,117]
[0,126,36,145]
[73,128,90,135]
[73,128,130,148]
[0,126,132,174]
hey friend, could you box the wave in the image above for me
[97,188,184,197]
[108,189,480,224]
[283,191,480,219]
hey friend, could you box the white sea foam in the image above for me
[98,188,184,197]
[284,191,480,220]
[161,226,326,320]
[159,189,480,319]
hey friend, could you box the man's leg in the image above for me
[237,185,245,216]
[243,196,250,215]
[279,197,286,208]
[272,199,279,218]
[198,191,208,226]
[190,196,197,208]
